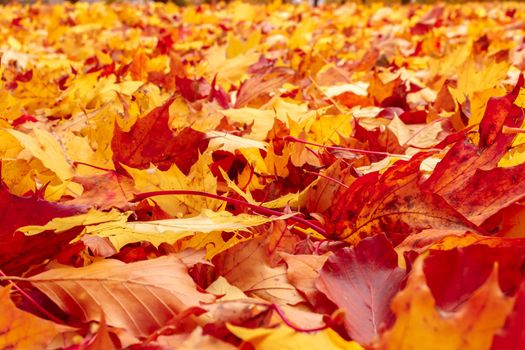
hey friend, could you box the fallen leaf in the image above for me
[112,97,209,174]
[227,324,363,350]
[213,237,305,305]
[328,153,476,245]
[379,259,514,350]
[316,234,406,344]
[23,255,215,337]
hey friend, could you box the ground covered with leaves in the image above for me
[1,1,525,349]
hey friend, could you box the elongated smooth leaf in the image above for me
[25,256,214,337]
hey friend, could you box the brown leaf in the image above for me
[282,253,332,310]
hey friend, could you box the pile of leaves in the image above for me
[2,1,525,349]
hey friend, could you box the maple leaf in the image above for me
[378,259,514,350]
[282,253,332,310]
[491,279,525,349]
[228,324,363,350]
[213,236,305,305]
[423,241,525,311]
[20,208,291,252]
[112,97,209,174]
[328,153,477,245]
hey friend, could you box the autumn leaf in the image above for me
[0,184,85,275]
[328,153,477,245]
[379,258,514,350]
[491,279,525,350]
[213,236,305,305]
[228,324,364,350]
[17,255,214,337]
[112,97,209,174]
[3,2,525,348]
[316,234,406,345]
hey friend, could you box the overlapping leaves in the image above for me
[1,2,525,350]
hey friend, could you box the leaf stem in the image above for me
[132,190,327,236]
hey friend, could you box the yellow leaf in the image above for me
[7,128,73,181]
[19,208,291,252]
[498,143,525,168]
[227,324,363,350]
[124,153,221,217]
[449,59,509,105]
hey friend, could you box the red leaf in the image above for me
[424,242,525,311]
[442,164,525,224]
[328,153,477,245]
[315,234,406,344]
[112,97,209,174]
[492,279,525,349]
[479,74,524,149]
[0,185,85,275]
[176,76,211,102]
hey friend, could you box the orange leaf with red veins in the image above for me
[378,259,515,350]
[111,97,209,174]
[24,255,215,337]
[328,153,477,245]
[316,234,406,345]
